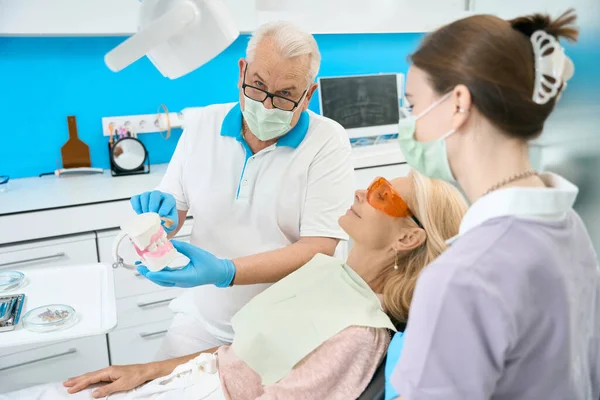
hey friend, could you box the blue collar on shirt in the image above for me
[220,103,309,149]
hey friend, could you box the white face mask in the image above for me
[242,93,306,142]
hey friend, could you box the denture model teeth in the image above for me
[124,213,181,272]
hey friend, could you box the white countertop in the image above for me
[1,145,405,217]
[0,166,170,245]
[0,165,168,216]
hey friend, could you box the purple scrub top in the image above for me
[391,173,600,400]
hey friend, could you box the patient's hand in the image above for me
[63,363,159,398]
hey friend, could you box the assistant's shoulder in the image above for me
[435,217,517,272]
[416,215,567,309]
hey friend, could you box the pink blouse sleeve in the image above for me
[257,326,390,400]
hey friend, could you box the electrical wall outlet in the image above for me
[101,112,185,137]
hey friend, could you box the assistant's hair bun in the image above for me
[510,8,579,43]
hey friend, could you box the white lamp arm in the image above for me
[105,1,199,73]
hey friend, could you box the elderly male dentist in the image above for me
[130,21,354,360]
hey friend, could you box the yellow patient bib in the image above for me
[231,254,396,385]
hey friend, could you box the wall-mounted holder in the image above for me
[109,137,150,177]
[102,112,184,137]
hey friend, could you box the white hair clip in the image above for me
[531,30,575,105]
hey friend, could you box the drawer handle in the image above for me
[137,298,175,308]
[139,330,168,339]
[0,348,77,372]
[0,252,66,268]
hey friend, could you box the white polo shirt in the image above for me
[157,102,355,342]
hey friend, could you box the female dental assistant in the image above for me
[387,9,600,400]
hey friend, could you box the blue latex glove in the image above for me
[130,190,178,233]
[137,240,236,288]
[385,331,406,400]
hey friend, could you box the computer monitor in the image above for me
[317,73,404,140]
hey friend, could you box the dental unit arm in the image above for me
[104,0,239,79]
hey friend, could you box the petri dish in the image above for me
[0,271,25,293]
[23,304,78,333]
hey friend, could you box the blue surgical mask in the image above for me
[397,92,457,183]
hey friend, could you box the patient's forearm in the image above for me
[148,346,221,379]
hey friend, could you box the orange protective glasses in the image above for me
[366,177,423,228]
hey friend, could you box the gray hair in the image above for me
[246,21,321,85]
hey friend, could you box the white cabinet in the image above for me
[0,0,140,36]
[0,233,98,269]
[108,320,173,366]
[256,0,468,33]
[469,0,598,25]
[0,233,103,392]
[0,0,469,36]
[0,0,256,35]
[115,289,183,330]
[0,335,109,393]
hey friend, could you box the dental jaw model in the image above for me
[112,212,183,272]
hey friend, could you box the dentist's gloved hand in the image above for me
[137,240,236,288]
[130,190,178,234]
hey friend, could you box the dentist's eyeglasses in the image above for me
[241,67,307,112]
[367,177,423,229]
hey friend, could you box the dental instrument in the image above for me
[0,293,25,333]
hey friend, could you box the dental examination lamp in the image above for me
[105,0,239,79]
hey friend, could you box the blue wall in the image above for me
[0,29,597,179]
[0,34,422,179]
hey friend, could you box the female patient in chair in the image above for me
[4,171,467,400]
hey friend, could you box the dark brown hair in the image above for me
[410,9,578,140]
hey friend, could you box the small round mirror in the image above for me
[112,137,147,171]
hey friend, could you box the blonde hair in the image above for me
[246,21,321,85]
[383,170,468,325]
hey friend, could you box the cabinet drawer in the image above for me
[97,219,193,299]
[115,288,183,330]
[0,335,109,393]
[109,320,172,366]
[0,233,97,270]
